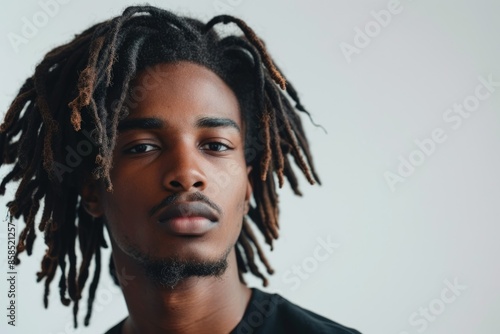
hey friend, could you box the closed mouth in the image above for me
[156,202,219,223]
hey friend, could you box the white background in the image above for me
[1,0,500,333]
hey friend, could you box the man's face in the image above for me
[88,61,252,279]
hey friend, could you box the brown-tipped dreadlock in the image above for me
[0,5,320,328]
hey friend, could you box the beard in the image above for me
[127,244,233,289]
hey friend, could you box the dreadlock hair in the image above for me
[0,5,321,328]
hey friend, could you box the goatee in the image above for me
[130,246,232,288]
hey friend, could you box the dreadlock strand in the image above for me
[235,242,248,274]
[100,31,152,192]
[24,187,45,255]
[248,206,274,248]
[239,233,269,287]
[84,241,101,326]
[102,8,155,85]
[42,252,59,308]
[68,36,105,131]
[204,15,286,89]
[260,178,279,239]
[218,36,266,114]
[58,256,71,306]
[278,94,321,184]
[39,191,54,231]
[44,23,97,61]
[33,78,58,178]
[242,218,274,275]
[41,194,71,305]
[9,184,38,253]
[0,81,35,132]
[251,176,277,248]
[259,112,272,180]
[17,105,41,170]
[0,165,21,195]
[105,6,200,86]
[74,215,99,329]
[266,98,286,187]
[76,208,99,303]
[282,149,303,196]
[109,254,119,286]
[264,170,280,229]
[265,80,315,184]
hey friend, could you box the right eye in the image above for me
[123,144,159,154]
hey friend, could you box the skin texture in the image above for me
[81,61,253,333]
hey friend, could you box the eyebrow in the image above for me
[117,118,164,132]
[195,117,241,133]
[117,116,241,133]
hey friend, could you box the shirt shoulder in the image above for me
[104,289,362,334]
[231,288,361,334]
[104,318,125,334]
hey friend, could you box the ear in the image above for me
[80,175,104,218]
[244,165,253,214]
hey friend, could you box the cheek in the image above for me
[210,162,249,223]
[206,160,248,200]
[101,174,153,233]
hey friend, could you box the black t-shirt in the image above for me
[104,287,361,334]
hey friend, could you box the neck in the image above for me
[112,245,252,334]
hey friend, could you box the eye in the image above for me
[200,142,231,152]
[124,143,158,154]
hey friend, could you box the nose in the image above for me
[162,143,207,192]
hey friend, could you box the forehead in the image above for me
[127,61,241,123]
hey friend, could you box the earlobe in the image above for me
[80,177,104,218]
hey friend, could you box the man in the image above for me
[0,5,360,333]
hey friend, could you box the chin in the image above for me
[123,237,233,264]
[129,243,234,288]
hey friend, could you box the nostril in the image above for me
[170,180,182,188]
[168,180,204,189]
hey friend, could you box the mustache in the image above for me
[148,192,223,218]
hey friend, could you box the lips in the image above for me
[158,202,219,235]
[157,202,219,224]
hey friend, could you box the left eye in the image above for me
[201,142,231,152]
[124,144,158,154]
